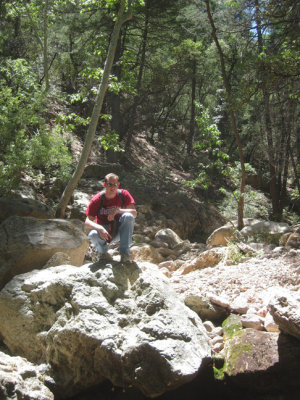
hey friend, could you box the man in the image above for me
[85,173,137,263]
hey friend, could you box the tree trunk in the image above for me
[108,37,123,163]
[56,0,131,218]
[125,0,149,150]
[43,0,49,92]
[205,0,245,230]
[289,144,300,195]
[186,56,196,156]
[254,0,280,220]
[25,2,49,91]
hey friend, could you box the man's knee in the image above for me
[120,213,135,225]
[88,229,99,241]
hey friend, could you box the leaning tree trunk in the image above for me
[56,0,132,218]
[205,0,245,230]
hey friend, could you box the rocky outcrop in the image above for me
[269,289,300,340]
[0,261,211,398]
[0,197,53,224]
[0,216,89,289]
[130,244,165,264]
[0,351,54,400]
[240,220,291,244]
[154,228,183,249]
[221,328,300,396]
[206,225,239,247]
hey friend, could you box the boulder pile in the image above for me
[0,195,299,400]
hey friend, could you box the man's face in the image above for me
[104,176,120,198]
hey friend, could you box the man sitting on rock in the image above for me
[85,173,137,263]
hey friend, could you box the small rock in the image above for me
[158,261,177,272]
[241,314,264,330]
[264,312,279,333]
[203,321,215,333]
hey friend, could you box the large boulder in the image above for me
[184,294,227,322]
[221,328,300,396]
[0,351,54,400]
[0,261,211,398]
[130,244,164,264]
[0,216,89,289]
[206,225,239,247]
[240,221,291,245]
[154,228,183,249]
[178,247,227,275]
[269,289,300,340]
[0,197,53,224]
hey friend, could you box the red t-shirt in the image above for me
[85,189,135,225]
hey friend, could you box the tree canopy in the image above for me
[1,0,299,222]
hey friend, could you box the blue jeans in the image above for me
[88,213,135,255]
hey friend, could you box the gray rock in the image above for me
[240,221,291,245]
[184,294,227,322]
[221,328,300,395]
[0,197,53,224]
[0,261,211,398]
[206,226,240,248]
[0,351,54,400]
[0,216,89,289]
[42,252,71,268]
[269,290,300,340]
[155,228,183,249]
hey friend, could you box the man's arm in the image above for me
[85,215,112,242]
[124,204,137,218]
[107,204,137,221]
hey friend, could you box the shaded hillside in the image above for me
[72,132,227,242]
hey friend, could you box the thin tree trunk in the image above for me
[289,144,300,195]
[254,0,280,220]
[43,0,49,92]
[108,37,123,162]
[186,57,196,156]
[205,0,245,230]
[56,0,131,218]
[25,2,49,92]
[125,0,149,150]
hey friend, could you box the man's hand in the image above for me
[98,226,112,242]
[107,207,120,222]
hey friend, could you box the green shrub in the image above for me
[0,59,72,196]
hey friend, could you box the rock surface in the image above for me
[0,261,211,398]
[222,328,300,396]
[0,197,53,224]
[170,247,300,325]
[0,350,54,400]
[269,289,300,340]
[0,216,89,289]
[240,221,291,244]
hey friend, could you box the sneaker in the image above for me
[99,253,113,261]
[120,254,131,263]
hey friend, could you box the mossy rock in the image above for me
[222,314,243,340]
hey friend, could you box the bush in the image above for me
[0,59,72,196]
[219,186,272,220]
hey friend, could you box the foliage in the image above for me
[219,186,272,220]
[0,0,298,220]
[0,59,71,196]
[185,104,229,189]
[98,130,124,152]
